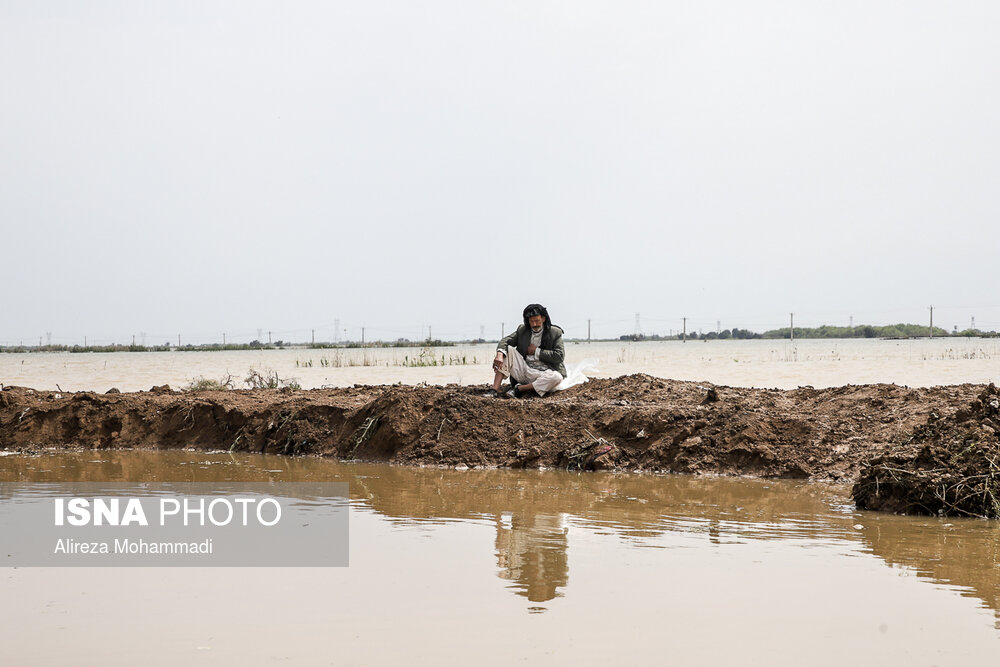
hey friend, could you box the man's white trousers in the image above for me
[500,345,563,396]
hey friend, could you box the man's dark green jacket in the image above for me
[497,324,567,377]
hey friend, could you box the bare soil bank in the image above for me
[1,374,991,499]
[854,384,1000,518]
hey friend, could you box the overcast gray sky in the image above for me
[2,1,998,344]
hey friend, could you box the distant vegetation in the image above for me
[0,338,459,354]
[308,339,457,349]
[617,324,998,341]
[183,376,235,392]
[761,323,954,339]
[0,342,283,353]
[183,369,300,392]
[618,328,761,342]
[294,346,476,368]
[4,326,998,354]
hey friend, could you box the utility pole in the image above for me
[929,305,934,338]
[501,323,505,338]
[849,315,853,332]
[222,333,226,345]
[84,336,87,347]
[132,334,136,346]
[361,327,365,345]
[311,329,315,345]
[790,313,794,342]
[717,320,721,335]
[428,325,432,341]
[588,319,591,343]
[972,316,976,330]
[682,317,687,343]
[268,331,272,345]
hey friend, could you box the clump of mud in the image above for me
[853,384,1000,518]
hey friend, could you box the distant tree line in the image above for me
[308,339,455,349]
[611,323,998,341]
[4,324,1000,354]
[0,342,285,354]
[620,328,761,342]
[0,338,460,353]
[762,323,954,339]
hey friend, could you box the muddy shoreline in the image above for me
[0,374,1000,518]
[0,375,980,479]
[2,375,997,516]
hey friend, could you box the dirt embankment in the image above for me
[0,375,987,491]
[853,384,1000,518]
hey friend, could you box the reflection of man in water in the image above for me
[484,303,567,398]
[494,513,569,602]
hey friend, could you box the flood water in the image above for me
[3,337,1000,392]
[1,451,998,665]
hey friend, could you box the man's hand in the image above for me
[526,344,537,355]
[493,352,504,372]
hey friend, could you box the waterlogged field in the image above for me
[0,452,998,665]
[3,337,1000,393]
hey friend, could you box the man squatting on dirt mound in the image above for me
[484,304,567,398]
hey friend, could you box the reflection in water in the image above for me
[858,514,1000,628]
[495,513,568,602]
[1,449,998,621]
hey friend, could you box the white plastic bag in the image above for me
[554,358,600,392]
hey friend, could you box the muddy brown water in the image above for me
[1,450,998,665]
